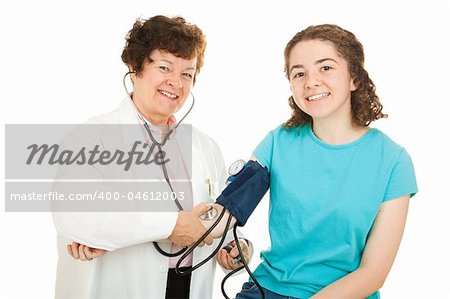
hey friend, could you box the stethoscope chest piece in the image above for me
[199,205,218,221]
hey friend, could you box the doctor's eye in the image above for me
[158,66,170,72]
[182,72,194,80]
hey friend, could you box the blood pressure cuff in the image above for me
[216,160,270,226]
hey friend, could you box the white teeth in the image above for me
[307,92,329,101]
[159,90,178,99]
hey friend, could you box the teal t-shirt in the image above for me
[252,123,417,299]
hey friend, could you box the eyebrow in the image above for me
[159,59,173,65]
[156,58,196,71]
[289,58,339,74]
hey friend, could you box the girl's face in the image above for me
[131,50,197,125]
[288,39,356,125]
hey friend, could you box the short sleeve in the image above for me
[383,148,418,202]
[253,130,275,171]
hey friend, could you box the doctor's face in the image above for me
[131,50,197,125]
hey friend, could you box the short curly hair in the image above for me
[283,24,387,129]
[121,15,206,82]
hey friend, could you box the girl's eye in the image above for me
[322,65,332,71]
[293,72,305,79]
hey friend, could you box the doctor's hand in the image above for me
[67,242,107,261]
[216,239,250,270]
[169,203,214,248]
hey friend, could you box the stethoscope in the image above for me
[123,71,226,258]
[123,71,265,299]
[123,70,192,257]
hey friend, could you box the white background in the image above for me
[1,1,449,298]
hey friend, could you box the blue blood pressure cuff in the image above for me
[216,160,270,226]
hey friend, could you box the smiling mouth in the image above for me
[306,92,330,102]
[158,90,179,99]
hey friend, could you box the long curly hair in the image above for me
[283,24,387,129]
[121,15,206,83]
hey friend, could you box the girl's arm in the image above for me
[311,195,410,299]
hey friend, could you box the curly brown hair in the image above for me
[283,24,387,129]
[121,15,206,83]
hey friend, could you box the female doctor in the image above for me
[52,15,250,299]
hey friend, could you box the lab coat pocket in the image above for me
[193,177,219,206]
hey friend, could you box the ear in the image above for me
[129,69,136,83]
[350,78,357,92]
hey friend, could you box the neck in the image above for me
[130,94,169,126]
[312,119,368,145]
[140,111,168,126]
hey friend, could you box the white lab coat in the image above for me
[52,97,240,299]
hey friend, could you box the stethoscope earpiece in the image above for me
[122,71,135,95]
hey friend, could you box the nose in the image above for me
[167,74,182,89]
[305,72,320,89]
